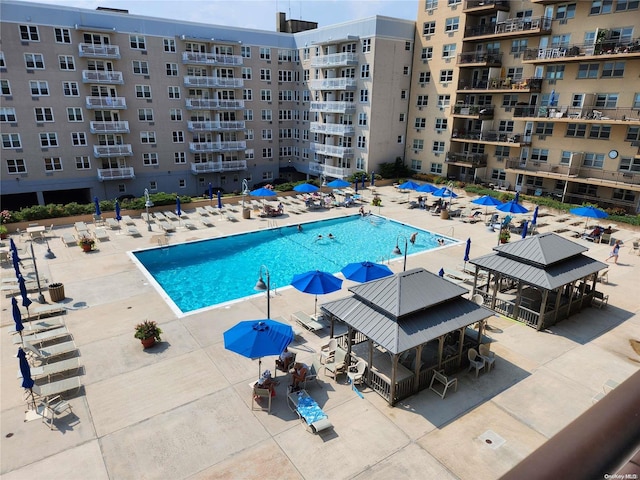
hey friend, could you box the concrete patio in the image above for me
[2,184,638,479]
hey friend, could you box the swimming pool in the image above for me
[131,215,457,315]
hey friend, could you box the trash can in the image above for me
[48,283,65,302]
[440,210,450,220]
[242,208,251,219]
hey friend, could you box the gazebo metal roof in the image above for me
[491,232,588,267]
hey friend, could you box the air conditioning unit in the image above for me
[497,157,504,162]
[505,107,512,112]
[548,79,556,85]
[513,53,521,58]
[559,19,568,25]
[427,9,434,15]
[423,59,429,63]
[418,106,423,110]
[416,128,422,132]
[538,135,546,140]
[414,150,419,154]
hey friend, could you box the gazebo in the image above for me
[468,233,608,331]
[320,268,495,406]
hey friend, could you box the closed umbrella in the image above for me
[93,196,101,217]
[327,179,350,189]
[361,175,366,189]
[12,297,24,341]
[291,270,343,317]
[463,238,471,269]
[569,205,608,232]
[341,261,393,283]
[223,319,294,378]
[115,199,122,222]
[521,220,529,239]
[175,196,182,218]
[217,190,223,209]
[354,181,358,193]
[293,183,319,193]
[438,268,445,277]
[371,172,375,186]
[18,275,32,311]
[17,347,35,409]
[208,182,213,204]
[10,238,21,278]
[531,205,539,226]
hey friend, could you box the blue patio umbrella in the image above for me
[175,196,182,218]
[471,195,503,219]
[217,190,223,209]
[438,268,445,277]
[371,172,375,186]
[341,261,393,283]
[208,182,213,203]
[569,205,608,231]
[12,253,21,279]
[18,275,32,310]
[12,297,24,338]
[496,199,529,214]
[223,319,294,378]
[327,179,350,188]
[416,183,437,194]
[531,205,539,226]
[398,180,421,190]
[432,186,458,199]
[93,196,101,217]
[293,183,319,193]
[115,199,122,222]
[291,270,343,317]
[361,175,366,188]
[18,347,34,390]
[463,238,471,269]
[521,220,529,239]
[250,187,277,198]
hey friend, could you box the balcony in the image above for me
[78,44,121,59]
[185,98,245,110]
[463,0,510,14]
[522,39,640,63]
[93,145,132,157]
[451,104,494,119]
[310,101,356,113]
[310,52,358,68]
[457,52,503,67]
[309,162,351,178]
[97,167,135,181]
[445,152,488,167]
[183,76,244,88]
[187,121,246,132]
[310,143,354,158]
[90,121,130,134]
[85,96,127,109]
[505,159,640,188]
[451,130,527,146]
[514,105,640,123]
[457,77,542,92]
[181,52,243,66]
[310,122,355,136]
[464,16,551,40]
[307,78,357,91]
[188,141,246,153]
[190,160,247,174]
[82,70,124,84]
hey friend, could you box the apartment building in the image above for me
[0,1,414,210]
[408,0,640,213]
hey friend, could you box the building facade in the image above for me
[408,0,640,213]
[0,1,414,209]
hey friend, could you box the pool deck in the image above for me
[1,185,639,480]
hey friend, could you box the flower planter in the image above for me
[140,337,156,349]
[81,244,92,252]
[48,283,65,302]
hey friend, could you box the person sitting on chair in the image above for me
[290,362,308,391]
[276,348,294,371]
[255,369,277,397]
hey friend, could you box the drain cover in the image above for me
[479,430,505,449]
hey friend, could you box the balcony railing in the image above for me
[181,52,243,66]
[188,141,246,153]
[89,121,130,134]
[445,152,488,166]
[190,160,247,174]
[458,77,542,92]
[523,38,640,61]
[185,98,245,110]
[310,101,356,113]
[309,162,351,178]
[307,78,357,90]
[78,44,121,59]
[457,52,503,66]
[183,76,243,88]
[463,0,510,12]
[505,159,640,186]
[187,121,246,132]
[97,167,135,181]
[310,52,358,67]
[452,130,526,144]
[310,122,355,135]
[464,16,551,38]
[451,104,495,118]
[82,70,124,84]
[85,96,127,109]
[513,105,640,122]
[93,145,132,157]
[310,143,354,158]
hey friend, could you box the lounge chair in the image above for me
[121,215,136,226]
[24,340,77,364]
[105,218,120,230]
[74,222,88,234]
[164,211,179,221]
[183,220,197,230]
[153,212,167,221]
[224,212,239,222]
[127,226,142,237]
[460,211,482,223]
[251,386,272,413]
[93,228,109,242]
[429,370,458,399]
[591,291,609,309]
[288,389,333,434]
[61,233,77,247]
[40,395,75,430]
[13,326,71,345]
[20,357,80,381]
[291,311,323,332]
[31,375,81,399]
[22,316,66,332]
[301,357,322,389]
[324,347,348,381]
[196,207,209,216]
[204,205,218,215]
[200,217,215,228]
[29,303,66,319]
[158,221,176,232]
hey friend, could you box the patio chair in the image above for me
[591,291,609,309]
[347,360,367,386]
[275,351,296,376]
[597,269,609,284]
[467,348,485,378]
[302,357,322,389]
[320,338,338,364]
[24,340,77,364]
[324,347,347,382]
[251,386,272,413]
[479,343,496,372]
[485,213,499,227]
[429,370,458,399]
[40,395,74,430]
[632,240,640,255]
[31,375,81,399]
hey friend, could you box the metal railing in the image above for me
[85,96,127,109]
[309,101,356,113]
[181,52,243,65]
[190,160,247,173]
[187,121,246,132]
[505,159,640,185]
[78,44,121,58]
[93,145,132,157]
[81,70,123,84]
[97,167,135,181]
[183,76,243,88]
[523,38,640,61]
[185,98,245,110]
[457,52,503,65]
[310,52,358,67]
[464,16,551,38]
[89,121,129,134]
[188,141,246,153]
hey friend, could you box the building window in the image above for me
[403,66,410,75]
[261,109,272,121]
[625,125,640,141]
[495,146,511,157]
[174,152,186,164]
[615,0,639,10]
[7,158,27,174]
[138,108,154,121]
[130,35,146,50]
[417,95,429,107]
[260,69,271,81]
[143,153,159,166]
[140,131,157,144]
[556,3,577,18]
[135,85,152,98]
[261,129,272,140]
[398,135,404,144]
[612,188,635,202]
[24,53,45,69]
[245,109,253,121]
[71,132,87,146]
[442,44,456,58]
[357,136,366,149]
[1,107,17,122]
[29,80,49,96]
[67,107,83,122]
[169,108,183,121]
[168,86,180,99]
[590,0,613,14]
[360,89,369,102]
[445,17,459,32]
[259,47,271,60]
[400,90,407,99]
[432,141,445,153]
[262,148,273,158]
[423,22,436,36]
[439,69,454,82]
[531,149,549,162]
[491,169,506,181]
[412,139,424,151]
[588,124,611,139]
[241,45,251,58]
[399,113,405,122]
[583,153,605,168]
[361,64,370,78]
[133,60,149,75]
[362,39,371,53]
[260,89,272,102]
[358,113,367,126]
[430,163,443,174]
[2,133,21,149]
[58,55,75,71]
[54,28,71,44]
[535,122,554,135]
[243,89,253,101]
[425,0,438,9]
[75,156,91,169]
[0,52,4,68]
[502,94,518,107]
[242,67,252,80]
[601,62,625,78]
[566,123,587,137]
[63,81,79,96]
[415,118,426,129]
[20,25,39,41]
[172,131,184,143]
[44,157,63,171]
[577,63,599,79]
[511,39,528,53]
[435,118,448,130]
[437,95,451,108]
[39,132,58,147]
[405,41,412,51]
[545,65,565,80]
[595,93,618,108]
[34,107,54,122]
[619,157,640,172]
[164,38,176,53]
[419,72,431,84]
[411,159,423,171]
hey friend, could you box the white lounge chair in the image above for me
[127,226,142,237]
[158,221,176,232]
[291,311,323,332]
[22,316,65,332]
[153,212,167,221]
[429,370,458,399]
[200,216,215,228]
[225,212,239,222]
[24,340,77,363]
[61,233,77,247]
[105,218,120,230]
[13,326,71,345]
[19,357,80,381]
[31,376,81,399]
[164,211,179,221]
[93,228,109,242]
[121,215,136,226]
[196,207,209,216]
[183,220,197,230]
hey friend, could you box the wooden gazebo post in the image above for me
[390,354,398,406]
[437,336,444,370]
[536,289,549,330]
[413,344,423,393]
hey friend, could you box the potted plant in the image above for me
[499,228,511,244]
[78,235,95,252]
[0,225,7,240]
[134,320,162,348]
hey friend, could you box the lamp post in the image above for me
[29,241,46,303]
[144,188,153,232]
[254,265,271,319]
[392,234,409,272]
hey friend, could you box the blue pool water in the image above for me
[132,215,456,314]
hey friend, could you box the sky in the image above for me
[18,0,419,31]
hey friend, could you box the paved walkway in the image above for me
[2,185,639,479]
